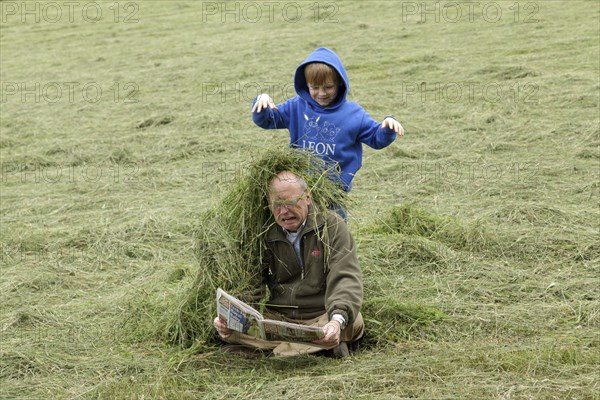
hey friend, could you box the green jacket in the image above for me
[262,207,363,324]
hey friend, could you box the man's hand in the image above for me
[313,320,341,347]
[213,316,232,339]
[252,93,278,113]
[382,117,404,137]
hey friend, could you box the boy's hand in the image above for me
[382,117,404,137]
[252,93,278,113]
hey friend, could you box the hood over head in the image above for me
[294,47,349,110]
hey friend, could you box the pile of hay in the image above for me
[170,147,346,347]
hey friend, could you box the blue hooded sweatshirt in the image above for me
[252,47,396,191]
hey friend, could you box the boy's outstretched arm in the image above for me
[359,114,404,149]
[251,93,285,130]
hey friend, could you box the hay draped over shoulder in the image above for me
[170,147,346,347]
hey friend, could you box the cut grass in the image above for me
[1,1,598,399]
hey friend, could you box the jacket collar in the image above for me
[265,206,326,242]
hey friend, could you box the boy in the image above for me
[252,47,404,197]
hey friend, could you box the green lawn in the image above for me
[1,1,598,399]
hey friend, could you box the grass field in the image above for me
[1,1,599,399]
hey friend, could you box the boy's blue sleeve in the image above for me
[251,97,288,130]
[357,111,396,149]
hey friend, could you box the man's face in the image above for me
[307,80,339,107]
[268,173,311,232]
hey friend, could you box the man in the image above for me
[213,170,364,357]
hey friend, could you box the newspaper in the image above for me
[216,288,325,343]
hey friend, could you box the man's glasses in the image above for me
[269,191,308,210]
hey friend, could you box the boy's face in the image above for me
[307,80,339,107]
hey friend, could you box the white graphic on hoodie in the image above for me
[300,113,338,156]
